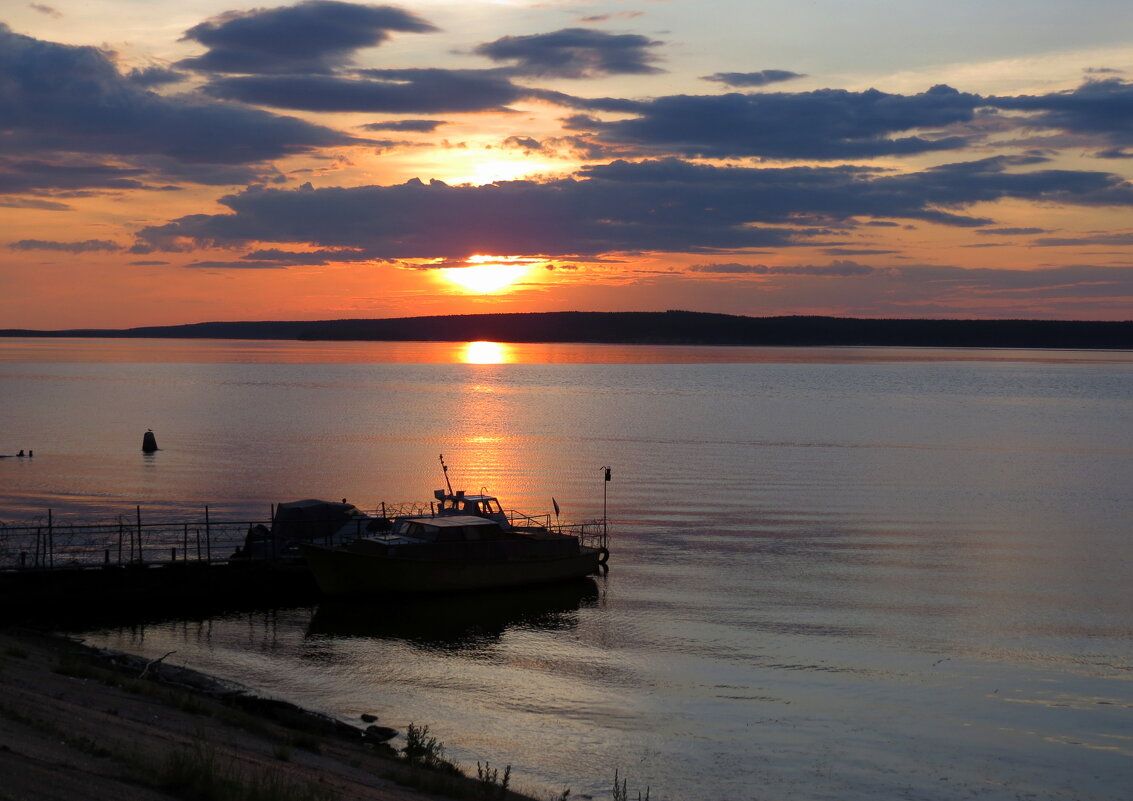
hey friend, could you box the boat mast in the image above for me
[439,453,455,496]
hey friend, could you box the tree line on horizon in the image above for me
[3,311,1132,349]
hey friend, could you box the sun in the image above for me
[441,255,537,294]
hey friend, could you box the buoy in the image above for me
[142,429,158,452]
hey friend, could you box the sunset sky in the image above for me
[3,0,1133,328]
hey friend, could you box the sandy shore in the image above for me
[0,628,538,801]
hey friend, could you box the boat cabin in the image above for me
[433,490,508,523]
[393,515,506,542]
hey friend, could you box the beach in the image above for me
[0,628,536,801]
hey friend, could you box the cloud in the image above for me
[688,260,874,276]
[473,27,664,78]
[702,70,804,88]
[126,65,187,87]
[0,24,360,169]
[991,79,1133,152]
[0,158,152,194]
[822,248,900,255]
[183,259,289,269]
[502,134,618,160]
[577,11,644,23]
[9,238,122,252]
[132,157,1133,260]
[178,0,436,75]
[0,197,71,211]
[1031,232,1133,247]
[975,227,1048,236]
[885,264,1133,300]
[504,136,543,152]
[582,84,981,159]
[29,3,61,18]
[361,119,446,132]
[203,68,529,113]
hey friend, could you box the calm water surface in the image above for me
[2,338,1131,800]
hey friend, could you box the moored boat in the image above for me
[300,514,603,595]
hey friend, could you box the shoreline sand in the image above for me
[0,627,541,801]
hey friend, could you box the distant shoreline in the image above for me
[3,310,1132,350]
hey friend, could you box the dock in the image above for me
[0,508,320,625]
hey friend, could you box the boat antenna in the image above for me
[439,453,455,496]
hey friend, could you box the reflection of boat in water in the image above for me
[306,578,599,649]
[301,514,605,595]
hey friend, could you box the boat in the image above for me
[299,455,609,595]
[234,498,372,561]
[300,513,605,595]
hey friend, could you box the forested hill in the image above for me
[4,311,1132,349]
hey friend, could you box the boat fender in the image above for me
[597,547,610,565]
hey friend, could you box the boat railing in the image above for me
[503,509,552,529]
[364,502,434,520]
[553,519,609,551]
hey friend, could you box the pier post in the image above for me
[47,509,53,569]
[205,506,211,563]
[171,547,177,562]
[136,506,142,564]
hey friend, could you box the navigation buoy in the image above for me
[142,429,158,452]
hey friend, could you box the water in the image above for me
[2,338,1132,800]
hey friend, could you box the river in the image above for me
[2,338,1131,800]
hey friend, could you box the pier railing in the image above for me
[0,508,270,571]
[0,505,612,571]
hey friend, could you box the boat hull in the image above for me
[300,543,603,595]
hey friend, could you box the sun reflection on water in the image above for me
[461,341,511,364]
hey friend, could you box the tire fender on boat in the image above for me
[597,547,610,565]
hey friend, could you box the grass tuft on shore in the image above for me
[159,739,337,801]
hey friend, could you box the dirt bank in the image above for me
[0,628,535,801]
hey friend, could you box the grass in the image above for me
[0,700,117,759]
[611,769,650,801]
[158,740,338,801]
[402,721,461,775]
[475,761,511,800]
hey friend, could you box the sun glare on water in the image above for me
[462,341,509,364]
[441,255,536,293]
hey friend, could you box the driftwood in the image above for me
[138,650,176,678]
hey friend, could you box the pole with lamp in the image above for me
[600,465,611,540]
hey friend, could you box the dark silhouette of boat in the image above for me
[300,514,603,595]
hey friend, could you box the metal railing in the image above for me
[0,504,612,571]
[555,519,610,551]
[0,508,268,571]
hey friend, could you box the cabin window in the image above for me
[407,522,439,542]
[436,525,464,542]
